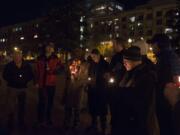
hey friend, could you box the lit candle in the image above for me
[19,74,22,78]
[178,76,180,88]
[88,77,92,81]
[109,77,115,84]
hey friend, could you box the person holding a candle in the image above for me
[63,59,89,130]
[3,50,34,131]
[86,49,109,134]
[111,46,157,135]
[148,34,180,135]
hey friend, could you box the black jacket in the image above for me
[112,64,156,135]
[3,61,33,89]
[88,56,109,115]
[110,51,126,82]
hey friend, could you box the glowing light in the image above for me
[96,6,106,11]
[88,77,92,81]
[128,38,133,43]
[149,47,153,51]
[34,34,38,39]
[140,37,144,40]
[178,76,180,88]
[14,47,18,51]
[165,28,173,34]
[130,16,136,22]
[138,23,142,26]
[20,36,24,40]
[86,48,89,52]
[109,78,115,84]
[80,26,84,32]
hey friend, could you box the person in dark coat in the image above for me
[111,46,157,135]
[3,51,33,130]
[87,49,109,134]
[148,34,180,135]
[110,37,126,83]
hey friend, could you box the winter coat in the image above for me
[35,54,63,88]
[3,61,33,89]
[65,62,89,108]
[155,48,180,135]
[112,64,157,135]
[110,51,126,83]
[87,56,109,115]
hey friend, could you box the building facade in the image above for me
[86,0,180,48]
[0,18,47,55]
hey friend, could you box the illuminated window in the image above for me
[90,24,93,28]
[36,24,39,28]
[129,16,136,22]
[80,26,84,32]
[108,21,113,26]
[96,6,106,11]
[109,34,112,38]
[0,38,6,43]
[80,17,84,22]
[137,22,142,26]
[20,36,25,40]
[80,35,84,40]
[165,28,173,34]
[108,7,113,11]
[115,26,119,30]
[34,34,38,39]
[116,5,123,11]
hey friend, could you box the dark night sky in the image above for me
[0,0,149,27]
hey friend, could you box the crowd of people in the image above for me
[0,34,180,135]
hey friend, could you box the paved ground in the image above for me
[0,70,111,135]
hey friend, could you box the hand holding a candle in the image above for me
[164,82,180,107]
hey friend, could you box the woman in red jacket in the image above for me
[35,43,63,126]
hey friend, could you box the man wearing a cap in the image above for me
[111,46,157,135]
[35,43,63,126]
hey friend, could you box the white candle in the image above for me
[88,77,92,81]
[109,77,115,84]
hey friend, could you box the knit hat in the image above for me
[123,46,142,61]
